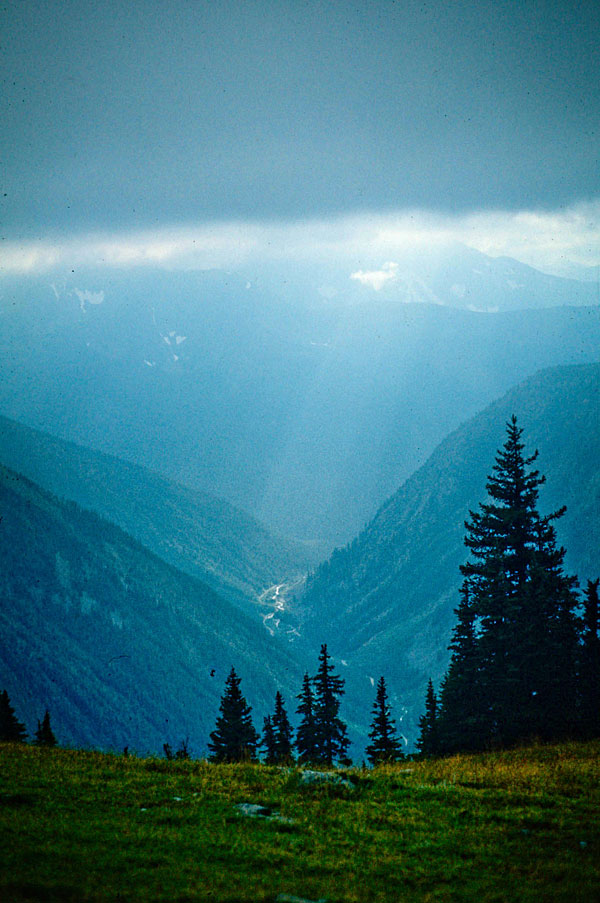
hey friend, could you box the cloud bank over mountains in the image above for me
[2,201,599,278]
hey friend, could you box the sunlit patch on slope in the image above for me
[351,262,398,290]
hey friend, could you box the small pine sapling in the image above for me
[366,676,403,765]
[34,710,57,747]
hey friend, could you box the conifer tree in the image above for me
[208,667,259,762]
[436,416,579,752]
[366,676,403,765]
[261,715,277,764]
[34,710,57,747]
[0,690,27,743]
[435,586,483,753]
[295,672,319,764]
[271,691,294,764]
[416,679,440,758]
[312,644,350,766]
[579,578,600,738]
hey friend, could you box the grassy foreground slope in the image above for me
[2,741,599,903]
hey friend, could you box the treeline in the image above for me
[0,646,405,766]
[206,643,404,766]
[416,417,600,757]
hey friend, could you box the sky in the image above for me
[1,0,598,273]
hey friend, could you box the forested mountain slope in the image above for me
[300,363,600,745]
[0,415,312,611]
[0,466,304,754]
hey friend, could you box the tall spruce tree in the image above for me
[436,416,579,752]
[0,690,27,743]
[366,676,403,765]
[416,678,440,758]
[262,693,294,765]
[271,691,294,764]
[260,715,277,764]
[579,578,600,738]
[34,710,57,747]
[312,644,350,766]
[208,667,259,762]
[435,586,484,753]
[295,672,319,764]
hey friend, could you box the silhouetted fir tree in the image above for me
[34,710,57,747]
[0,690,27,743]
[435,586,484,753]
[295,672,319,764]
[516,536,579,741]
[437,416,579,752]
[365,676,403,765]
[579,578,600,738]
[416,679,440,758]
[261,715,277,764]
[312,644,350,766]
[208,667,259,762]
[271,691,294,764]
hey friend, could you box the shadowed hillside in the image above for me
[0,467,304,754]
[0,414,314,612]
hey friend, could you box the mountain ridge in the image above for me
[0,414,315,613]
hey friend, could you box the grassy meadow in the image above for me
[1,740,599,902]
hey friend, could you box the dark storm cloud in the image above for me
[1,0,598,238]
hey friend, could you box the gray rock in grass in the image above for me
[235,802,295,825]
[298,770,354,790]
[275,895,328,903]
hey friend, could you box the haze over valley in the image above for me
[2,253,599,548]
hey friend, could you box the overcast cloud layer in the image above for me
[2,202,599,276]
[1,0,599,250]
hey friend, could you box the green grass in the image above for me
[1,741,599,902]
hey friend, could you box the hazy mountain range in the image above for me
[1,249,599,753]
[1,249,599,547]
